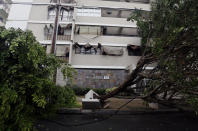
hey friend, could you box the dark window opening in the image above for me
[127,45,142,56]
[75,47,102,55]
[75,25,138,37]
[0,17,3,23]
[44,24,72,41]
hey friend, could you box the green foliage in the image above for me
[106,87,117,94]
[50,85,76,108]
[71,86,135,96]
[61,63,77,84]
[128,0,198,110]
[0,27,76,130]
[71,86,106,96]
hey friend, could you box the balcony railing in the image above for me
[45,34,71,41]
[56,56,69,63]
[102,0,150,3]
[48,15,73,21]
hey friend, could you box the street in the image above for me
[36,112,198,131]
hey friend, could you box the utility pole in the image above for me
[50,0,60,54]
[51,0,60,83]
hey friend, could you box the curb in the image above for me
[57,108,184,115]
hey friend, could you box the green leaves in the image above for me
[32,94,47,108]
[0,28,76,130]
[128,0,198,111]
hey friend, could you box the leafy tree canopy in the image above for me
[0,27,76,130]
[101,0,198,111]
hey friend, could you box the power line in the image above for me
[41,97,136,128]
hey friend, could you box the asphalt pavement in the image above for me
[35,112,198,131]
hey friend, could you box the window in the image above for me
[48,6,73,21]
[102,26,138,36]
[0,17,3,23]
[44,24,72,41]
[76,26,101,35]
[75,47,102,55]
[77,8,101,17]
[127,45,142,56]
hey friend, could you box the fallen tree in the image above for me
[100,0,198,111]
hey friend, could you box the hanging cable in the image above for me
[41,97,136,127]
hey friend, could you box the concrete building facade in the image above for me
[6,0,151,88]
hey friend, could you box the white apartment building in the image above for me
[0,0,11,26]
[6,0,151,88]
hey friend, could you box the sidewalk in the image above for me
[58,96,183,115]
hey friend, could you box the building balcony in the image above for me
[48,15,73,22]
[57,56,69,63]
[45,34,71,41]
[74,35,141,46]
[44,23,72,41]
[75,25,138,37]
[102,0,150,4]
[75,16,136,28]
[48,5,74,22]
[51,0,75,3]
[71,52,140,67]
[75,0,151,11]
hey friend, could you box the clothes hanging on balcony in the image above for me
[44,24,54,34]
[84,43,92,51]
[61,6,74,12]
[73,42,123,56]
[73,42,83,48]
[102,46,123,56]
[98,43,102,49]
[65,47,70,57]
[44,25,49,35]
[48,5,55,11]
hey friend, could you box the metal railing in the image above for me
[45,34,71,41]
[48,15,73,21]
[56,56,69,63]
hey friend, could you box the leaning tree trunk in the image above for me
[99,54,154,101]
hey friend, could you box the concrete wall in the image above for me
[56,68,129,88]
[29,5,48,21]
[46,45,70,56]
[76,0,150,11]
[27,23,45,41]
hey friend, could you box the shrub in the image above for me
[71,86,106,96]
[50,85,76,108]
